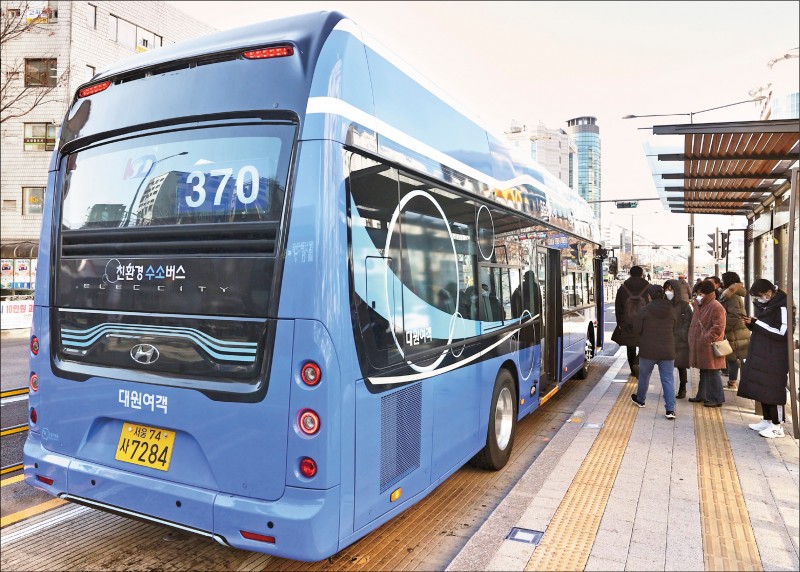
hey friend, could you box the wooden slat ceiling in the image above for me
[652,119,799,216]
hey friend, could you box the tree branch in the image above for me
[0,2,68,124]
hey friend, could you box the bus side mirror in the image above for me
[608,257,618,275]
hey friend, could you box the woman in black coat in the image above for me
[665,279,692,398]
[738,279,790,439]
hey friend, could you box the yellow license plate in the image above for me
[115,422,175,471]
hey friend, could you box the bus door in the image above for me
[594,256,604,350]
[536,247,562,397]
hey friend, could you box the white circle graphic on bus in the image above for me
[383,190,460,373]
[449,311,465,358]
[476,205,495,261]
[516,310,534,381]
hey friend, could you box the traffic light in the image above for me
[719,232,728,259]
[706,231,718,258]
[615,201,638,209]
[608,257,618,275]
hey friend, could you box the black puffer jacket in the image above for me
[738,290,789,405]
[667,279,692,368]
[633,298,677,360]
[611,276,650,346]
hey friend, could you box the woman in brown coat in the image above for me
[719,271,751,390]
[687,280,727,407]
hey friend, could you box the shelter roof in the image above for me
[650,119,799,218]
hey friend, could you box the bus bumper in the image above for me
[23,433,341,561]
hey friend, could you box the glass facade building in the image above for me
[566,116,601,223]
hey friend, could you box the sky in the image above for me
[166,0,799,263]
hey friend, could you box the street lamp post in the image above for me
[621,96,765,284]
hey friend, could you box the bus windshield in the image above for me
[61,123,294,230]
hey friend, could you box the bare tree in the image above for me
[1,1,69,124]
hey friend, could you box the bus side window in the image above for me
[349,160,404,368]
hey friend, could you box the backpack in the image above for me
[620,283,648,328]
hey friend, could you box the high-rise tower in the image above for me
[566,116,601,222]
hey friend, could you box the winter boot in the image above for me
[676,381,686,399]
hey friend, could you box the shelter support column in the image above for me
[786,168,799,440]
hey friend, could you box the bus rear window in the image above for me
[61,123,294,230]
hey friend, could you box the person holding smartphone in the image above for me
[738,279,790,439]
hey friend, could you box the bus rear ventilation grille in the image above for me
[60,224,277,257]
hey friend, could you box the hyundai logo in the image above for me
[130,344,160,365]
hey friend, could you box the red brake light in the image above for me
[299,457,317,478]
[301,362,321,386]
[298,409,320,435]
[30,336,39,355]
[240,530,275,543]
[79,81,111,98]
[36,474,54,485]
[242,45,294,59]
[30,407,37,424]
[29,373,39,392]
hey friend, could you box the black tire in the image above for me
[469,369,517,470]
[575,329,594,380]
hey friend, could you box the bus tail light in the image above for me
[299,457,317,478]
[298,409,320,435]
[30,336,39,355]
[242,45,294,59]
[301,362,321,386]
[30,373,39,392]
[240,530,275,544]
[78,81,111,98]
[36,474,54,485]
[30,407,37,424]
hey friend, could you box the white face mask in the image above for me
[756,296,769,304]
[696,295,704,304]
[665,291,675,300]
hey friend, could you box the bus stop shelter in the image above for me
[648,118,799,438]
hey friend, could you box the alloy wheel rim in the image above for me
[494,386,513,450]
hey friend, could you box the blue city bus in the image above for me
[24,11,602,561]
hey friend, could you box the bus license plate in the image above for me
[115,422,175,471]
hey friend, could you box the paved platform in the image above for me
[448,349,799,572]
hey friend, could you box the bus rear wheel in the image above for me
[575,329,594,380]
[469,369,517,470]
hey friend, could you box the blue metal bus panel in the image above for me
[286,319,341,491]
[214,485,341,561]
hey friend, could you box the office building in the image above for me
[566,116,601,223]
[504,120,576,189]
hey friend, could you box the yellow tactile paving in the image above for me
[694,402,762,571]
[524,378,638,571]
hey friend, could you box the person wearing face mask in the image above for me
[665,280,692,398]
[687,280,727,407]
[718,272,751,390]
[738,279,790,439]
[630,285,678,419]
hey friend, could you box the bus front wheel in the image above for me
[469,369,517,470]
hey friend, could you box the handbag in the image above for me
[711,338,733,357]
[698,317,734,357]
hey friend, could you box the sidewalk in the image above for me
[448,350,800,571]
